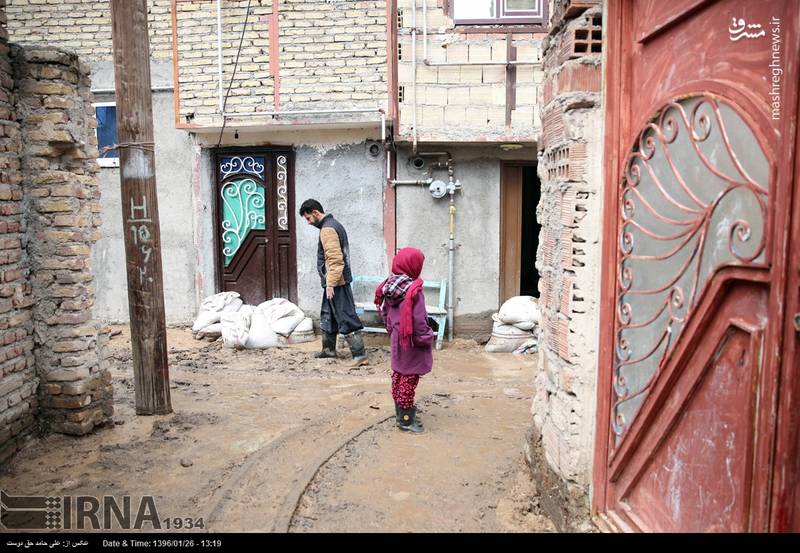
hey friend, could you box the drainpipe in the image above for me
[412,0,418,153]
[447,190,456,342]
[217,0,224,113]
[417,151,456,342]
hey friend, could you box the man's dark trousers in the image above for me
[320,285,363,335]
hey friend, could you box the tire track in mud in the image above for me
[203,401,397,532]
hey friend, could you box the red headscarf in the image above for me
[374,248,425,348]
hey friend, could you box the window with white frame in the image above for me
[93,102,119,168]
[451,0,546,26]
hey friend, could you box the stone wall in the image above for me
[527,0,603,532]
[11,43,112,438]
[396,0,545,142]
[0,0,37,465]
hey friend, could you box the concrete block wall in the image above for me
[0,0,37,465]
[175,0,389,124]
[12,44,112,437]
[526,2,603,532]
[396,0,545,142]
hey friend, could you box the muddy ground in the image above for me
[0,327,555,533]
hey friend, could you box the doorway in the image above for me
[500,162,541,303]
[213,148,297,306]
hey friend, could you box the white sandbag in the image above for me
[492,321,532,337]
[511,320,537,331]
[221,306,253,349]
[256,298,291,319]
[192,311,220,333]
[272,312,305,336]
[492,310,536,330]
[195,322,222,339]
[222,298,244,313]
[484,321,533,353]
[294,317,314,333]
[513,337,539,354]
[192,292,243,331]
[255,298,305,336]
[200,291,243,314]
[287,317,315,344]
[497,296,540,326]
[485,336,532,353]
[245,309,281,349]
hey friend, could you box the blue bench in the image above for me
[350,275,448,350]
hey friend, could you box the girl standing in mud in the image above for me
[374,248,435,433]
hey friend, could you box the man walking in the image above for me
[299,199,368,367]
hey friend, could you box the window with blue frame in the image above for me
[94,102,119,167]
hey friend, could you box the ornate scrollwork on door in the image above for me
[276,155,288,230]
[218,156,267,266]
[220,178,266,266]
[612,95,769,445]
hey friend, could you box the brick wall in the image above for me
[175,0,388,124]
[0,0,37,465]
[279,0,387,108]
[6,0,173,62]
[12,44,113,436]
[176,0,273,119]
[527,0,602,532]
[396,0,545,142]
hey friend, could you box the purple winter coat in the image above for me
[380,291,434,376]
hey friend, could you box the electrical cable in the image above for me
[216,0,254,148]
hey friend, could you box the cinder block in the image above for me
[557,61,601,94]
[468,44,492,63]
[444,106,466,124]
[418,65,439,83]
[469,86,492,106]
[511,106,535,127]
[551,0,602,27]
[460,66,482,84]
[422,106,444,125]
[542,107,566,149]
[437,66,459,84]
[559,15,602,64]
[445,43,469,63]
[482,66,505,84]
[446,86,470,105]
[465,107,488,125]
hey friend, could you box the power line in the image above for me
[216,0,254,148]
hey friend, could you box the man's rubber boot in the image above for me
[397,406,423,433]
[314,331,337,359]
[344,331,369,367]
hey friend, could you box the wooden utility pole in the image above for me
[110,0,171,415]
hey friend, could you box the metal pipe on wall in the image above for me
[217,0,223,113]
[412,0,418,153]
[392,151,458,342]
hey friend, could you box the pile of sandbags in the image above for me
[484,296,541,354]
[191,292,315,348]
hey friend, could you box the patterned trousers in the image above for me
[391,371,420,409]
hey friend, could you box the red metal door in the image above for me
[214,149,297,306]
[594,0,800,532]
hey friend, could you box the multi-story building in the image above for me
[7,0,800,534]
[7,0,548,339]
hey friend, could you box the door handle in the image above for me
[794,313,800,332]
